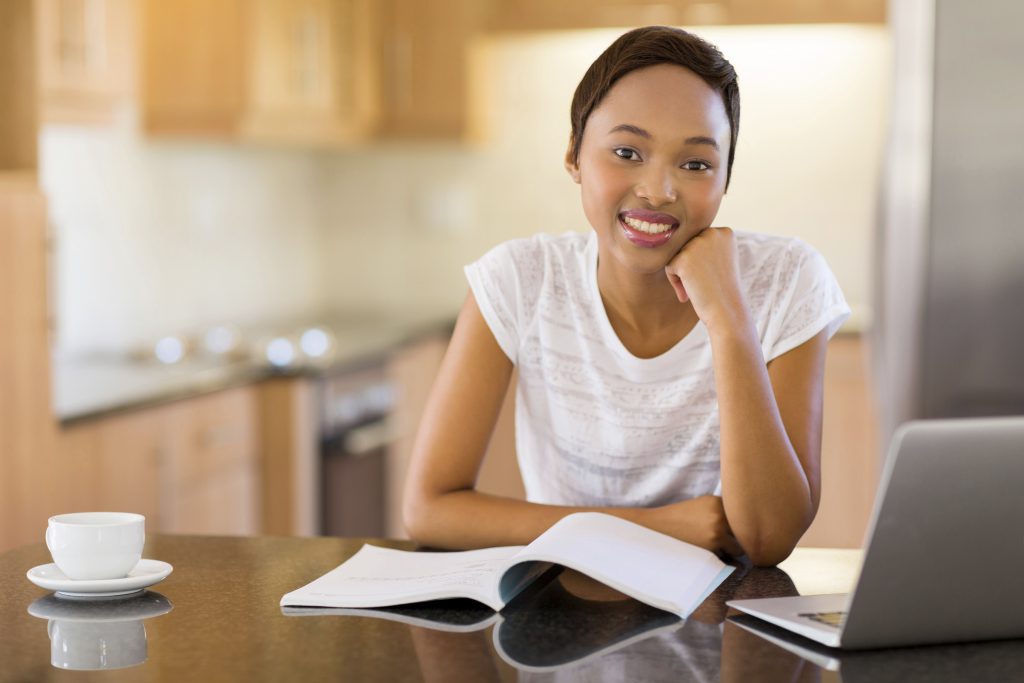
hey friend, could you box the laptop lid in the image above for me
[840,416,1024,649]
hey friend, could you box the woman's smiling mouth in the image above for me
[618,210,679,248]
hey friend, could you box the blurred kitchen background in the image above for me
[2,0,1021,553]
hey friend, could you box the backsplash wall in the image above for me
[42,111,330,356]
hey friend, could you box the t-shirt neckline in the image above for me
[585,232,707,370]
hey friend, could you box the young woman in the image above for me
[403,26,850,566]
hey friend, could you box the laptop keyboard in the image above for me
[799,611,847,629]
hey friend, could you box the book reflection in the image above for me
[407,566,818,683]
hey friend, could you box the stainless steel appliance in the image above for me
[874,0,1024,451]
[319,361,396,538]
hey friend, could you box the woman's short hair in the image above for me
[569,26,741,189]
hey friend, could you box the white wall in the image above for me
[42,110,329,356]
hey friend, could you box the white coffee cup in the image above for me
[45,512,145,580]
[48,619,147,670]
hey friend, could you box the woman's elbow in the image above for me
[744,540,797,567]
[402,490,434,545]
[740,513,814,567]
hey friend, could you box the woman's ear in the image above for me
[564,143,581,184]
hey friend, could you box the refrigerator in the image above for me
[873,0,1024,449]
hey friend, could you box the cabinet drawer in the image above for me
[164,386,258,486]
[162,462,260,535]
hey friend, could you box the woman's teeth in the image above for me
[622,215,675,234]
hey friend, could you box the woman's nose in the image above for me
[634,167,678,206]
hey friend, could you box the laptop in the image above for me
[727,416,1024,650]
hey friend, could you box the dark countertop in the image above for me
[54,314,455,424]
[4,536,1023,682]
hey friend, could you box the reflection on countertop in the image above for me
[28,591,173,671]
[53,312,456,424]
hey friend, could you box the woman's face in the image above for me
[567,63,731,277]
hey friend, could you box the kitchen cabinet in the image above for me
[257,376,318,537]
[241,0,378,145]
[36,0,137,125]
[159,386,261,536]
[142,0,376,144]
[0,5,56,553]
[0,1,37,172]
[141,0,247,137]
[489,0,886,31]
[140,0,487,143]
[0,177,56,552]
[373,0,486,139]
[53,385,262,537]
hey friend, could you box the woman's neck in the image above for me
[596,252,698,357]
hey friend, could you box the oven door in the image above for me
[322,416,394,537]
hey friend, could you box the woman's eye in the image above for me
[613,148,640,161]
[682,160,711,171]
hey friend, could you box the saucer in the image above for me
[27,560,173,598]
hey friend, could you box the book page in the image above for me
[280,544,524,612]
[508,513,734,617]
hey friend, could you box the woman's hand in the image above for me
[664,227,749,335]
[641,495,745,558]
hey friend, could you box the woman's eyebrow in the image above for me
[609,123,652,138]
[607,124,719,150]
[682,135,720,150]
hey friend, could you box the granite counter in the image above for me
[54,315,455,424]
[4,535,1023,682]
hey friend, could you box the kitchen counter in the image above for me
[54,314,455,424]
[4,536,1023,681]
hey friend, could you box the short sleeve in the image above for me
[463,240,528,363]
[763,240,851,361]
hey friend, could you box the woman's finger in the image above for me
[666,270,689,303]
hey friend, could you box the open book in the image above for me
[280,512,734,618]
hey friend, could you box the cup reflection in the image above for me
[28,591,172,671]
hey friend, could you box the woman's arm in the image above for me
[666,228,827,566]
[713,324,827,566]
[403,291,740,551]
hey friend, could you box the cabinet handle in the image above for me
[58,0,107,72]
[343,418,396,456]
[199,425,244,449]
[392,30,413,112]
[291,10,322,99]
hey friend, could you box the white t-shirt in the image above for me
[464,230,850,507]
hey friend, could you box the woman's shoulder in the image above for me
[474,230,591,282]
[733,230,826,283]
[733,230,818,264]
[486,230,591,261]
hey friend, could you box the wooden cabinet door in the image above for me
[159,386,261,535]
[0,181,55,551]
[141,0,247,137]
[36,0,137,124]
[242,0,376,145]
[374,0,483,139]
